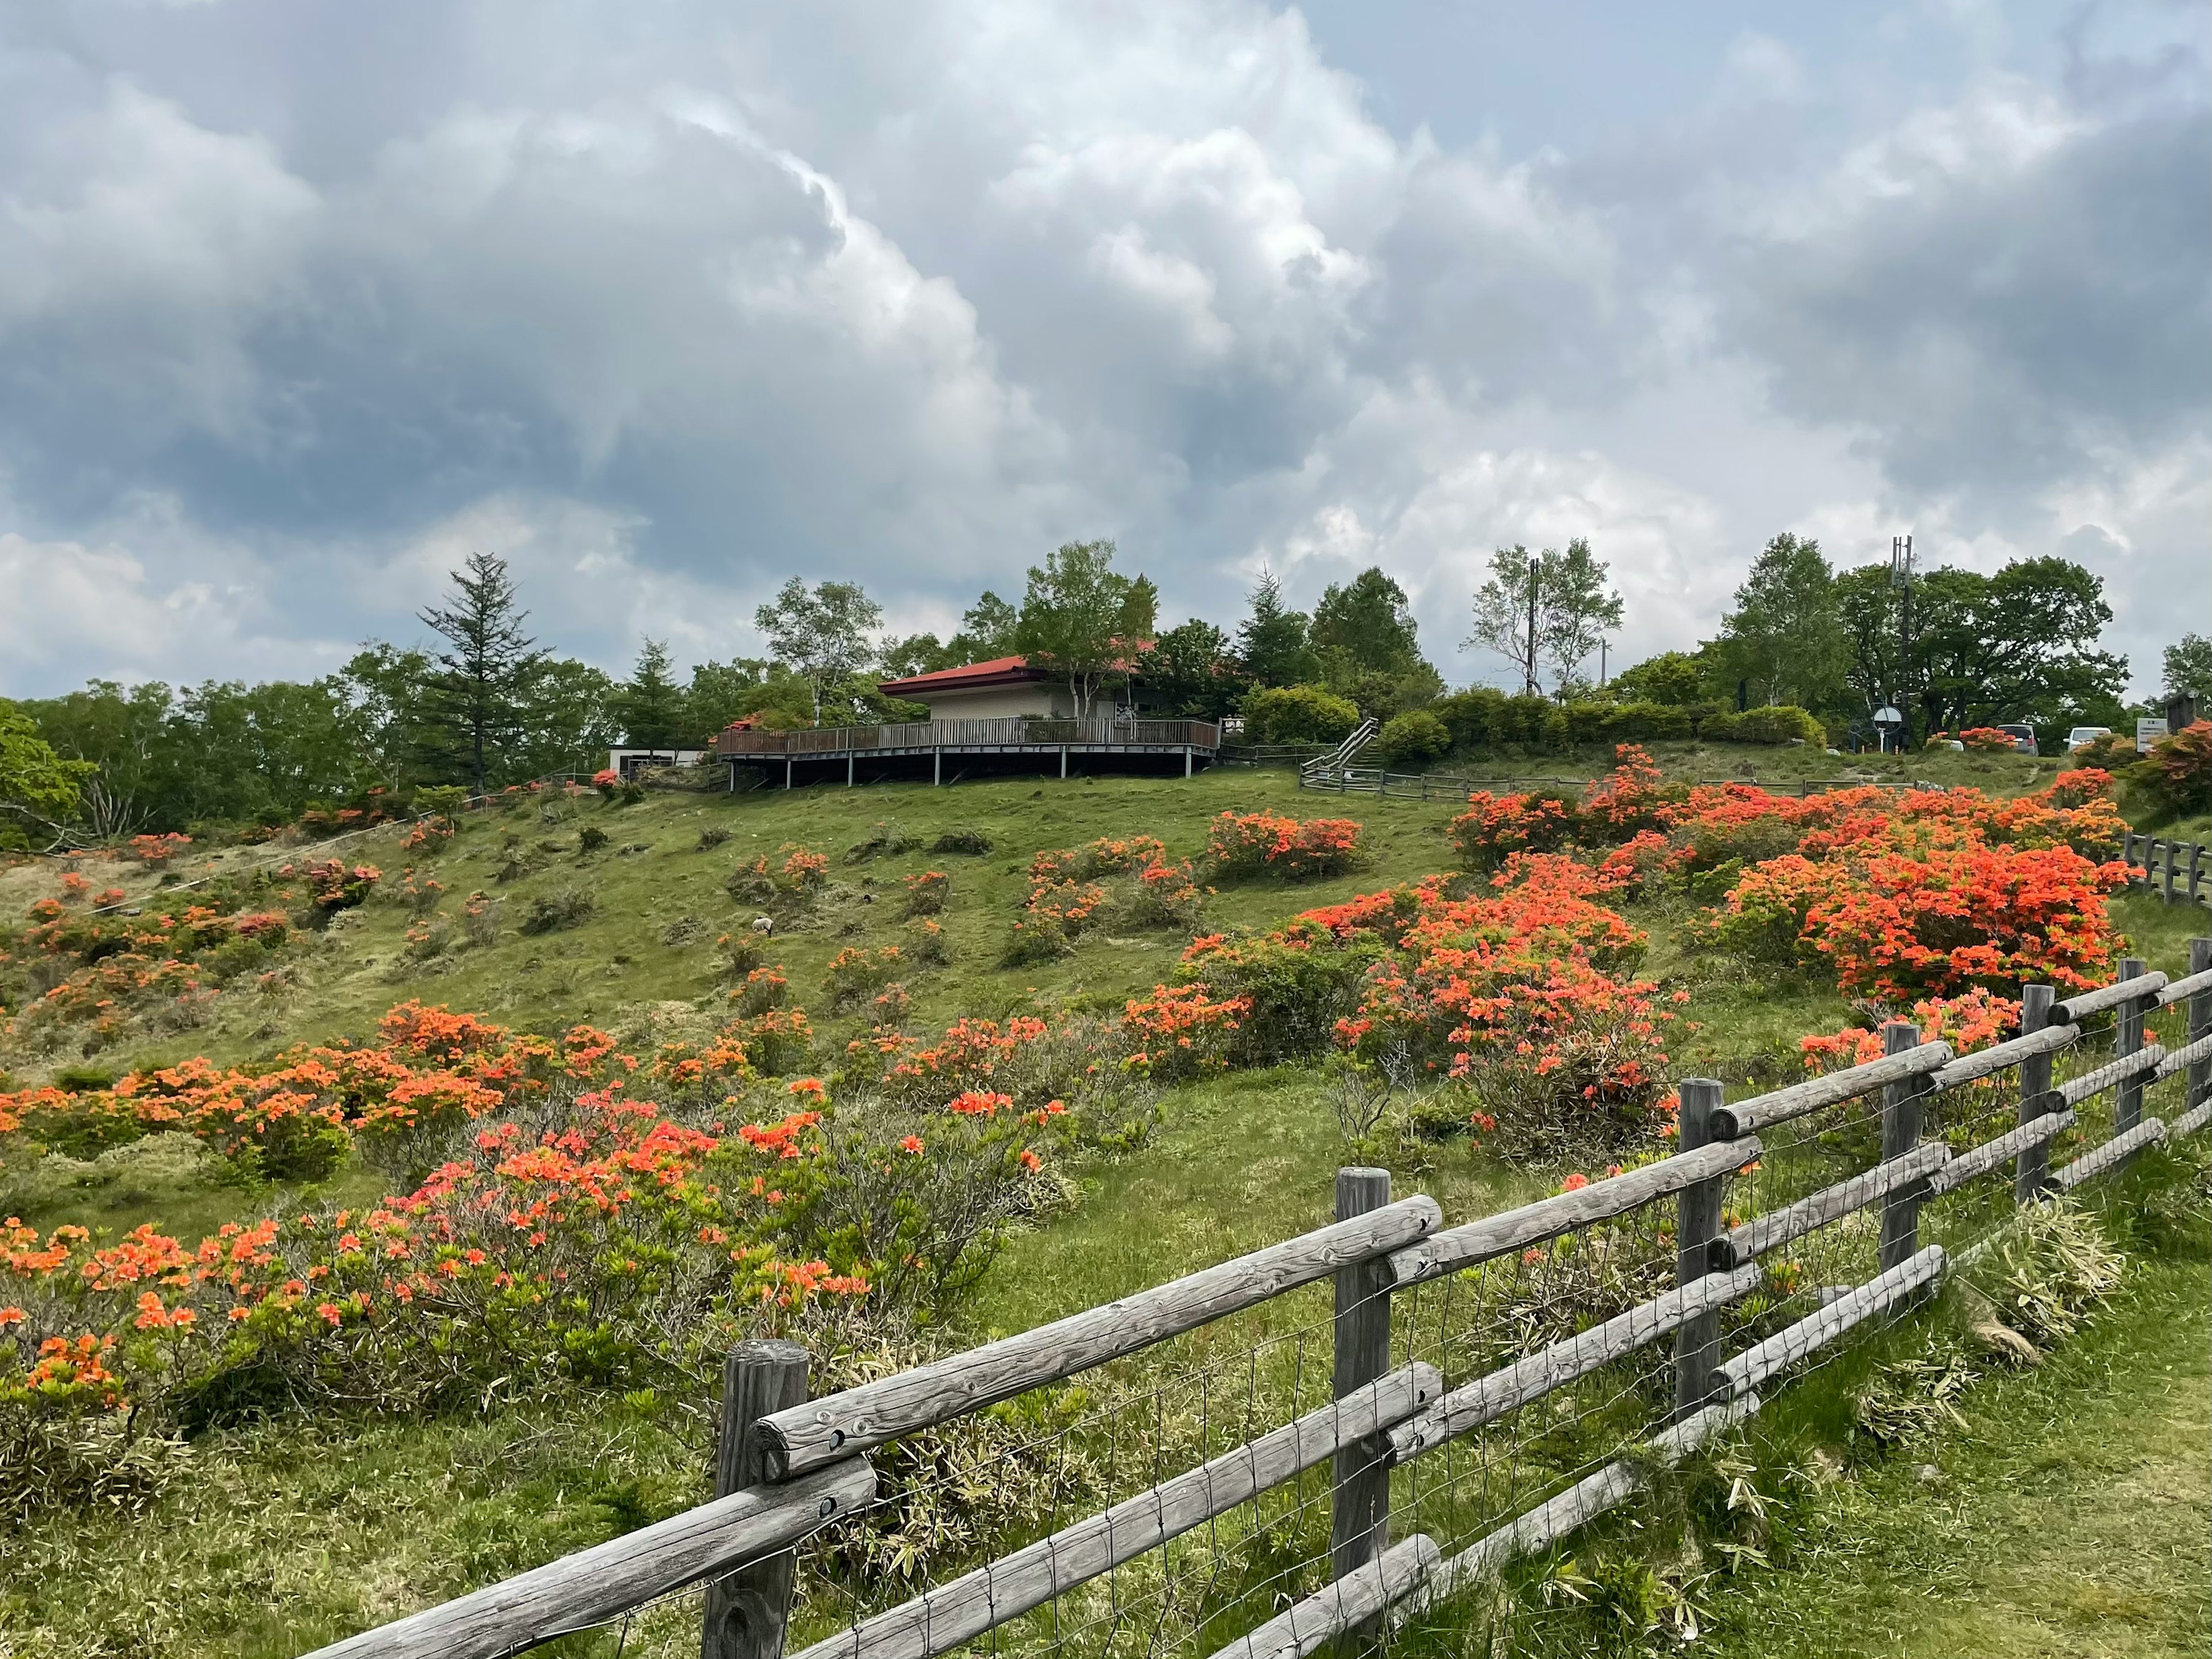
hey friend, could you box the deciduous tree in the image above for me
[753,577,885,725]
[1014,540,1142,717]
[1712,533,1846,710]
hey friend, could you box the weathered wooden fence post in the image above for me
[1878,1023,1928,1272]
[2188,938,2212,1115]
[2015,983,2057,1206]
[702,1340,810,1659]
[1331,1166,1395,1584]
[1672,1079,1726,1420]
[2112,958,2148,1154]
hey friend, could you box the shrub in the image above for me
[1379,710,1452,768]
[733,967,790,1017]
[903,918,950,965]
[2141,720,2211,819]
[1959,726,2016,753]
[845,821,921,863]
[578,825,609,853]
[1205,812,1362,880]
[1175,924,1388,1064]
[1432,687,1508,751]
[519,887,594,935]
[825,947,903,1012]
[1449,791,1578,869]
[903,870,950,916]
[1698,704,1825,745]
[930,828,993,855]
[1240,684,1361,745]
[696,825,731,851]
[300,859,380,912]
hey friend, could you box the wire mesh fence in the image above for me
[301,957,2212,1659]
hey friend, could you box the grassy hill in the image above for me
[1,742,2205,1657]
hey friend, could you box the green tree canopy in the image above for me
[1311,566,1423,677]
[1464,540,1622,696]
[1236,568,1319,688]
[2163,633,2211,699]
[1838,555,2128,742]
[1148,618,1247,718]
[1711,532,1846,711]
[613,639,690,748]
[1608,650,1708,707]
[1014,540,1142,717]
[753,577,885,725]
[419,551,548,793]
[0,700,96,847]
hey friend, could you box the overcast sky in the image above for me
[1,0,2205,699]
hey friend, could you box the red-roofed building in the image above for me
[877,655,1071,721]
[880,645,1165,723]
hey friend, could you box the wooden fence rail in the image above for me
[2118,832,2211,908]
[297,946,2212,1659]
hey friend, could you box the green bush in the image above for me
[1240,684,1361,744]
[1699,704,1825,745]
[1378,710,1452,768]
[1432,687,1508,749]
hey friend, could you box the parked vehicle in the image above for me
[1997,722,2039,756]
[2066,725,2113,749]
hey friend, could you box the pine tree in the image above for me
[616,639,690,748]
[1236,569,1318,688]
[418,552,546,794]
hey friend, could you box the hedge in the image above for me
[1423,692,1824,753]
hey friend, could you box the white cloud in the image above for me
[0,0,2200,704]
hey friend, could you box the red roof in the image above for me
[879,655,1046,695]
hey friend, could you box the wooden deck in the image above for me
[711,715,1222,786]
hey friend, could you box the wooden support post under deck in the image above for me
[702,1341,810,1659]
[1672,1079,1725,1419]
[2016,984,2056,1205]
[1330,1167,1395,1586]
[1879,1022,1927,1272]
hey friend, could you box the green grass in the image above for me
[2,748,2206,1657]
[1694,1163,2210,1658]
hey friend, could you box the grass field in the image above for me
[1,741,2206,1658]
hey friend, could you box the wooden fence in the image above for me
[2119,831,2211,908]
[716,718,1222,757]
[298,946,2212,1659]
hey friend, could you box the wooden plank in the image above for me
[2112,958,2149,1141]
[1926,1111,2077,1198]
[758,1196,1441,1479]
[2055,1118,2167,1191]
[2054,971,2169,1022]
[1205,1535,1442,1659]
[1717,1141,1949,1268]
[1717,1247,1946,1397]
[2153,1031,2212,1080]
[2152,967,2212,1007]
[1387,1266,1762,1464]
[2056,1043,2165,1107]
[1927,1022,2076,1092]
[1385,1138,1758,1290]
[787,1363,1442,1659]
[1708,1043,1952,1140]
[1423,1392,1760,1604]
[297,1459,874,1659]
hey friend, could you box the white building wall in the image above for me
[914,682,1074,721]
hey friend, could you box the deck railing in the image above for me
[715,717,1221,758]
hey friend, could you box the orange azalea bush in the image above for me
[1205,812,1362,879]
[1958,727,2017,752]
[2,998,1117,1463]
[1010,834,1207,961]
[1449,791,1579,869]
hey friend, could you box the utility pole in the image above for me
[1891,535,1915,745]
[1524,553,1540,696]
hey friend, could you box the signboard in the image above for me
[2137,718,2168,754]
